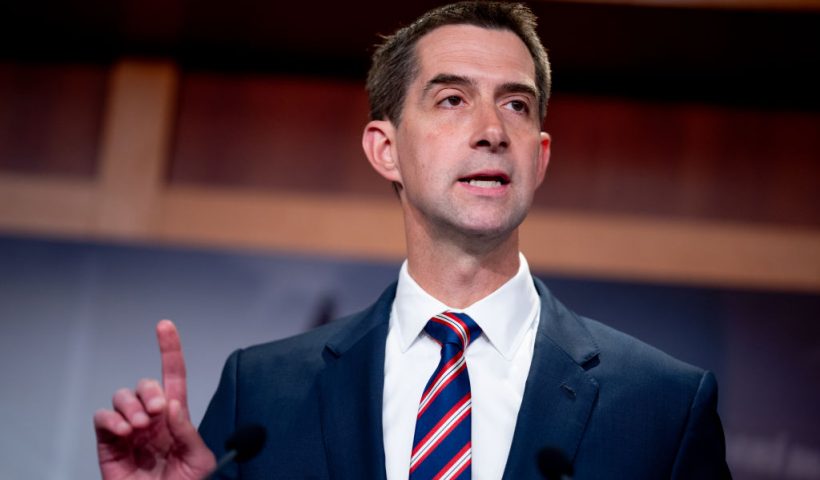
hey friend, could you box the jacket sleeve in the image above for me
[198,349,241,478]
[670,370,733,479]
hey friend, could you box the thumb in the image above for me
[167,399,216,473]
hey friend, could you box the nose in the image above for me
[470,102,510,152]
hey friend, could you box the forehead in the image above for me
[413,24,536,89]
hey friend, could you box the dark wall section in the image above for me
[2,1,818,109]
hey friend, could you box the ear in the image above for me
[362,120,402,184]
[534,131,551,187]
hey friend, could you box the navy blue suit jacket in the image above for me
[199,278,731,479]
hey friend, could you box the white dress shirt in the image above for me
[382,253,541,479]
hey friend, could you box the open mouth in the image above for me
[458,173,510,188]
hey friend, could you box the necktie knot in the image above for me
[425,312,482,351]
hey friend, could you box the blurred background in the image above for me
[1,0,819,478]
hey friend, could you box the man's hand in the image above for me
[93,320,216,479]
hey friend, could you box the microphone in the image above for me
[205,424,267,479]
[537,447,573,480]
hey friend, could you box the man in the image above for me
[94,2,731,479]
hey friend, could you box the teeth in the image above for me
[468,179,502,188]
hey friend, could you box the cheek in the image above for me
[415,127,456,166]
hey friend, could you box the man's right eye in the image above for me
[440,95,464,107]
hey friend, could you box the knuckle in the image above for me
[113,388,136,405]
[93,409,120,429]
[114,387,131,398]
[137,378,159,391]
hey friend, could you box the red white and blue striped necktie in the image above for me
[409,311,482,480]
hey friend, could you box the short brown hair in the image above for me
[366,1,551,125]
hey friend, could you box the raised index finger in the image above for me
[156,319,189,418]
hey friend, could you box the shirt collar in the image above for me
[392,253,540,359]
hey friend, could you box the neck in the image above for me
[405,224,521,309]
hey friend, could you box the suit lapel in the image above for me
[502,278,600,479]
[317,284,395,480]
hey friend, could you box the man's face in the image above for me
[384,24,550,242]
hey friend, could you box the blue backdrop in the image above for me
[1,235,817,479]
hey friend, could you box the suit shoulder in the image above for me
[237,280,396,366]
[534,277,705,388]
[235,310,363,373]
[573,314,708,402]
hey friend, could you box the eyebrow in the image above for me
[498,82,539,101]
[423,73,475,96]
[422,73,538,101]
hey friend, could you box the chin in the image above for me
[461,210,527,237]
[455,219,519,241]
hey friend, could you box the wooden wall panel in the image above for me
[169,73,385,196]
[1,60,817,292]
[0,63,107,178]
[540,95,820,226]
